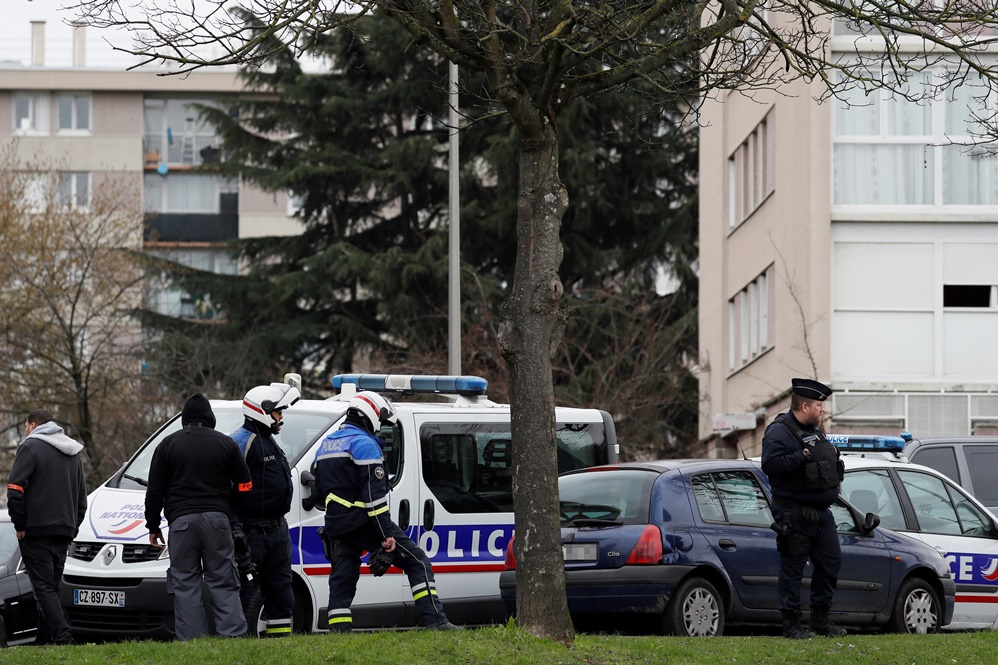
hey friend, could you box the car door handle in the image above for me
[718,538,736,549]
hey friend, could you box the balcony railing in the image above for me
[144,133,223,168]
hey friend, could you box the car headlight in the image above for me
[157,545,170,560]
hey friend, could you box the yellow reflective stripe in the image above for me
[412,589,438,601]
[328,617,353,625]
[266,627,292,634]
[367,505,389,517]
[325,493,364,509]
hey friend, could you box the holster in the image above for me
[317,526,335,563]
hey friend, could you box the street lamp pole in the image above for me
[447,60,461,376]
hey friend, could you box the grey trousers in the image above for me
[167,512,246,640]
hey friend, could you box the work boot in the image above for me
[781,609,815,639]
[427,620,463,630]
[810,605,847,637]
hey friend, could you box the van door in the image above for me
[410,414,515,625]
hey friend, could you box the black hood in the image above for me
[181,393,216,428]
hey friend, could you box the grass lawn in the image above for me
[2,624,997,665]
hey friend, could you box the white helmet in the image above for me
[348,391,397,432]
[243,382,301,431]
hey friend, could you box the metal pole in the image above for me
[448,60,461,376]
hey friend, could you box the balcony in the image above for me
[144,133,223,169]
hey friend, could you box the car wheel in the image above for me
[662,576,725,637]
[888,577,941,634]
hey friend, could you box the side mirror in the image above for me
[861,512,880,536]
[301,470,318,511]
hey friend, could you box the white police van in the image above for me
[833,435,998,631]
[59,374,618,638]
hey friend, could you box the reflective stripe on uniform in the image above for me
[325,493,365,510]
[327,608,352,625]
[7,483,23,493]
[265,627,292,634]
[238,482,253,492]
[411,581,438,601]
[367,505,389,517]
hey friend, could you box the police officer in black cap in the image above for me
[761,378,846,639]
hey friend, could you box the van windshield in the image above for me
[115,406,339,490]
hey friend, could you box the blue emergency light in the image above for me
[827,434,906,453]
[331,374,489,396]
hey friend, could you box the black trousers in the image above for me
[19,535,74,645]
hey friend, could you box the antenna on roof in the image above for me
[711,412,758,460]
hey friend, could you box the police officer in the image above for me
[761,378,846,639]
[230,382,301,637]
[312,391,458,632]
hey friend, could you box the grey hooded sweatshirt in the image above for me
[7,421,88,538]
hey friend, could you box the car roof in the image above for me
[565,459,760,476]
[909,437,998,445]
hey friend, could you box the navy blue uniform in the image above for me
[232,420,294,637]
[761,412,842,613]
[313,424,448,631]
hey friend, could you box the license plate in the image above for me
[73,589,126,607]
[562,543,598,561]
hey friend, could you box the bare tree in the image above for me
[0,142,164,485]
[67,0,998,641]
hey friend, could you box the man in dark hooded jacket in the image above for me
[7,408,87,646]
[144,393,253,641]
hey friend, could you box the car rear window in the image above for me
[558,469,656,525]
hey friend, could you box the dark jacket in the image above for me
[230,419,293,522]
[312,423,393,539]
[6,422,88,538]
[761,411,840,507]
[144,394,253,533]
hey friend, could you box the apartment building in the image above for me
[0,19,302,319]
[699,19,998,457]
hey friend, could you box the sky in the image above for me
[1,0,146,69]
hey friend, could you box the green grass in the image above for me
[3,625,998,664]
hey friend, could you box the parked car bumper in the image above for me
[499,564,697,616]
[60,574,174,639]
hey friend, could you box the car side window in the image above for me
[829,501,859,533]
[943,478,993,537]
[910,446,960,485]
[692,471,772,526]
[840,469,907,531]
[897,470,962,535]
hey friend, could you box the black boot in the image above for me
[810,604,847,637]
[781,609,815,639]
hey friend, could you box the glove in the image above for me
[367,546,395,577]
[232,525,257,581]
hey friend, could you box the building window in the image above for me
[146,249,239,319]
[143,98,223,167]
[143,173,230,214]
[57,93,91,132]
[57,172,90,209]
[833,70,998,207]
[728,267,772,371]
[14,92,49,134]
[728,111,775,228]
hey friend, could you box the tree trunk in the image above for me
[499,121,573,645]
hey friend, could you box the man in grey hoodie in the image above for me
[7,409,87,646]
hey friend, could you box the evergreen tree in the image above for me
[145,13,700,443]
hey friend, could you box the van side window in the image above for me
[910,446,960,485]
[419,422,607,514]
[964,446,998,508]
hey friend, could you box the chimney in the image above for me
[31,21,45,67]
[72,23,86,68]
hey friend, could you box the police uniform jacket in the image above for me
[312,424,393,539]
[231,419,293,522]
[761,411,840,508]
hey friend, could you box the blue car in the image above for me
[499,460,955,636]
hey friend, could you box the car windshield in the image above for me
[115,405,340,490]
[558,469,656,525]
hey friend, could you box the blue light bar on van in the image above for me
[827,434,906,452]
[331,374,489,396]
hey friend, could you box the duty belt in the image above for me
[243,517,285,533]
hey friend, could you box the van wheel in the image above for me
[245,588,266,638]
[661,577,725,637]
[888,577,940,634]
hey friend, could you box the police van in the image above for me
[833,435,998,630]
[58,374,618,638]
